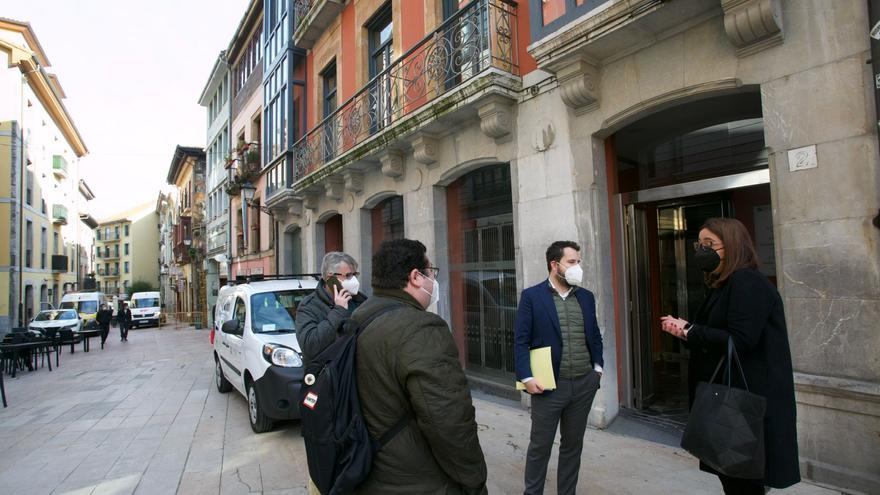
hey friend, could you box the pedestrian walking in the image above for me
[514,240,604,495]
[96,303,112,346]
[349,239,488,494]
[295,251,366,367]
[660,217,800,494]
[118,302,131,341]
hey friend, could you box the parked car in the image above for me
[213,278,317,433]
[28,309,82,334]
[129,291,161,327]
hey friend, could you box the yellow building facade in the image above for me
[94,204,160,299]
[0,19,91,331]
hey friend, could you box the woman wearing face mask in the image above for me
[660,218,800,494]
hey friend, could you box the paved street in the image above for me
[0,326,842,495]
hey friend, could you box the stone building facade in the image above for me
[244,0,878,491]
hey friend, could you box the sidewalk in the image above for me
[0,326,842,494]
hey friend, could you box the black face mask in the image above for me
[694,245,721,272]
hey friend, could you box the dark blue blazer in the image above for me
[514,280,604,383]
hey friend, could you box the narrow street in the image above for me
[0,326,840,495]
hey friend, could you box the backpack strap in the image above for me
[355,303,412,447]
[378,412,411,446]
[355,303,404,336]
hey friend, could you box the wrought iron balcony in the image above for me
[291,0,518,187]
[293,0,345,50]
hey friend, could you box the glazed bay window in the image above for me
[264,56,288,162]
[321,61,337,162]
[368,5,393,132]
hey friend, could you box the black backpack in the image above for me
[299,304,409,494]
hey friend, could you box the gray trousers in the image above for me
[524,371,601,495]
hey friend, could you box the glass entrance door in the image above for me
[626,197,730,420]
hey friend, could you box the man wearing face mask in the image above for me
[295,251,367,368]
[514,240,604,495]
[349,238,488,494]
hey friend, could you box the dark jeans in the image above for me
[99,324,109,344]
[719,474,766,494]
[119,321,128,340]
[524,371,601,495]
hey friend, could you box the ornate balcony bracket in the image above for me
[379,149,406,180]
[303,193,321,211]
[721,0,783,57]
[287,199,304,218]
[552,55,600,115]
[325,176,345,201]
[477,95,515,140]
[411,132,440,166]
[344,170,364,193]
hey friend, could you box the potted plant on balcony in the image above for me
[225,180,241,196]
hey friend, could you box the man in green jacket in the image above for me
[351,239,488,495]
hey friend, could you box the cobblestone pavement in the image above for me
[0,326,842,495]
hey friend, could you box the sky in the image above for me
[4,0,250,220]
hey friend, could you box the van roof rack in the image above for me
[231,273,322,285]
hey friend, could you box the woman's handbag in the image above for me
[681,337,767,479]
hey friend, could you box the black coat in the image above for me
[686,268,800,488]
[96,308,112,326]
[294,281,366,367]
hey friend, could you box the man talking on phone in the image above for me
[296,251,367,367]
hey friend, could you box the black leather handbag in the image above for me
[681,337,767,479]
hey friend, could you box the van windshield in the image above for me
[63,301,98,314]
[250,290,309,333]
[131,298,159,308]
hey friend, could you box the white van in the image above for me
[129,291,161,327]
[60,291,104,329]
[213,278,317,433]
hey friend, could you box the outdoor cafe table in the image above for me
[0,340,53,378]
[77,329,103,352]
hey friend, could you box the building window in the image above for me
[368,5,393,132]
[321,61,337,160]
[125,224,129,236]
[26,170,33,206]
[41,199,47,215]
[124,261,129,274]
[114,244,119,257]
[115,226,120,238]
[25,220,33,268]
[104,246,109,257]
[40,227,47,269]
[371,196,404,252]
[53,232,59,255]
[124,243,129,255]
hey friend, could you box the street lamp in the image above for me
[240,181,256,204]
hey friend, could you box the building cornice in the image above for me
[0,38,88,157]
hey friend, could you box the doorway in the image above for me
[611,91,777,423]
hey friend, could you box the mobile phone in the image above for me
[326,276,344,295]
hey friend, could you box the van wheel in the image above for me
[215,358,232,393]
[247,381,273,433]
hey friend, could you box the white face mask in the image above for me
[560,263,583,286]
[419,274,440,309]
[340,276,360,296]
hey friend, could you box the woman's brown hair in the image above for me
[701,217,759,288]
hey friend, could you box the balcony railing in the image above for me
[52,204,68,225]
[292,0,518,183]
[53,155,68,179]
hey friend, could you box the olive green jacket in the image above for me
[351,289,488,495]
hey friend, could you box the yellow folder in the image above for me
[515,346,556,391]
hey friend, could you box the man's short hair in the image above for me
[546,240,581,271]
[372,239,428,289]
[320,251,358,276]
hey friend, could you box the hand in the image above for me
[333,285,352,309]
[660,315,689,340]
[524,379,545,395]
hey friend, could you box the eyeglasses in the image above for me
[693,240,723,251]
[421,266,440,279]
[330,271,359,280]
